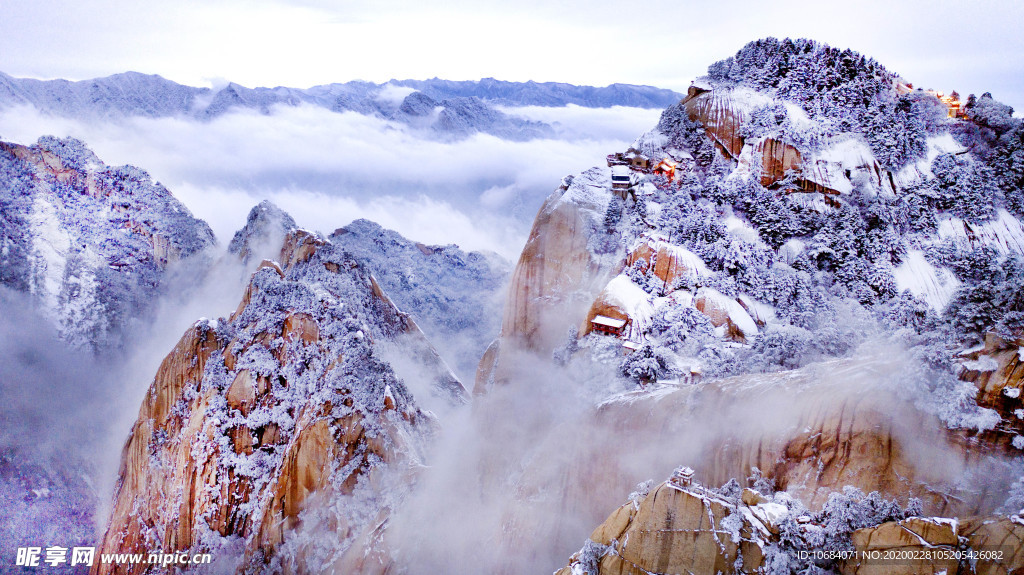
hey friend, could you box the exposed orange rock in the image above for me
[474,339,501,396]
[258,259,285,278]
[694,288,758,343]
[501,195,609,351]
[279,229,326,271]
[624,239,706,289]
[557,482,767,575]
[476,176,617,393]
[959,333,1024,440]
[282,312,320,346]
[680,90,848,203]
[94,322,222,575]
[514,354,1002,556]
[226,369,257,415]
[843,518,959,575]
[93,233,454,574]
[562,481,1024,575]
[757,137,803,186]
[961,516,1024,575]
[682,88,747,159]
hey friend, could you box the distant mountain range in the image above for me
[0,71,683,141]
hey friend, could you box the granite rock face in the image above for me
[94,230,465,574]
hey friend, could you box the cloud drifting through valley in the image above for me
[0,103,661,259]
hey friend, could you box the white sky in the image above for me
[1,0,1022,112]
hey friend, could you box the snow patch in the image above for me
[937,209,1024,256]
[600,274,656,337]
[778,238,805,265]
[957,342,986,356]
[696,287,759,338]
[723,86,775,114]
[893,133,966,189]
[28,194,72,321]
[963,356,999,373]
[749,501,788,527]
[639,238,712,281]
[803,134,878,196]
[736,294,776,325]
[892,249,961,311]
[724,214,761,245]
[562,166,613,216]
[1003,387,1021,399]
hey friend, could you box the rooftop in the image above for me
[592,315,627,329]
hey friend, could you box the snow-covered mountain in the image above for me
[474,38,1024,573]
[95,228,467,574]
[8,37,1024,575]
[0,135,215,349]
[223,203,509,382]
[330,219,509,380]
[0,135,217,574]
[0,72,682,141]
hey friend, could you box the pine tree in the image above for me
[603,195,624,230]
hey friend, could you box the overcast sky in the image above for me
[2,0,1022,112]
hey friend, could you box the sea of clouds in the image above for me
[0,102,661,259]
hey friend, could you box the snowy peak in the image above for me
[228,199,298,264]
[330,218,509,381]
[97,228,468,573]
[0,135,215,349]
[390,77,683,108]
[480,42,1024,561]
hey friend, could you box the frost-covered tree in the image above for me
[650,305,715,354]
[740,103,788,140]
[603,194,624,230]
[993,122,1024,216]
[708,38,895,125]
[656,105,717,167]
[929,153,997,221]
[862,96,928,171]
[673,202,729,260]
[965,92,1018,135]
[883,291,937,334]
[619,344,678,383]
[944,249,1024,338]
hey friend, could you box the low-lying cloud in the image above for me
[0,102,657,258]
[501,104,662,141]
[387,342,1021,574]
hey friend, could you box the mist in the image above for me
[0,240,268,559]
[3,220,1018,574]
[383,339,1020,574]
[0,102,658,260]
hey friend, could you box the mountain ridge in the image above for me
[0,71,683,141]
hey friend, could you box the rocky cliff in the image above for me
[558,472,1024,575]
[94,229,466,574]
[474,170,621,392]
[480,38,1024,573]
[959,333,1024,445]
[0,136,215,349]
